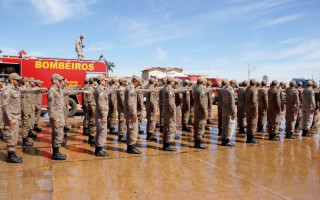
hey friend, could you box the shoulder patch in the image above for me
[2,91,7,99]
[47,93,53,102]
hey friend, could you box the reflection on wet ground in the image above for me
[0,108,319,200]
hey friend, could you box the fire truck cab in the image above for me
[0,53,107,116]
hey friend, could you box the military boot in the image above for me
[268,134,280,141]
[33,124,42,132]
[64,132,67,137]
[246,135,259,143]
[138,126,144,134]
[88,136,95,144]
[7,151,22,163]
[194,140,208,149]
[61,140,67,146]
[28,130,37,138]
[159,126,164,132]
[95,147,109,157]
[174,134,180,139]
[295,124,302,130]
[127,145,141,154]
[162,142,177,151]
[302,130,312,137]
[257,126,265,133]
[188,120,194,126]
[238,127,246,134]
[218,128,222,136]
[207,119,213,125]
[285,132,297,139]
[205,126,210,131]
[146,132,157,142]
[22,137,33,146]
[64,126,70,131]
[221,139,235,146]
[182,125,191,132]
[109,127,117,135]
[52,147,66,160]
[83,128,89,136]
[118,135,126,143]
[0,129,4,139]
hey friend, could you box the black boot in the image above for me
[64,126,70,131]
[28,130,37,138]
[218,128,222,136]
[109,127,118,135]
[205,126,210,131]
[83,128,89,136]
[285,132,297,139]
[126,145,141,154]
[268,134,280,141]
[302,130,312,137]
[207,119,213,125]
[118,135,126,143]
[0,129,3,139]
[33,124,42,132]
[160,126,164,132]
[88,136,95,144]
[295,124,302,130]
[257,126,265,133]
[246,135,259,143]
[182,125,191,132]
[7,151,22,163]
[95,147,109,157]
[162,142,177,151]
[64,132,67,137]
[174,134,180,139]
[156,124,161,128]
[138,126,144,134]
[188,120,194,126]
[221,138,235,146]
[52,147,66,160]
[194,140,208,149]
[22,137,33,146]
[61,140,67,146]
[238,127,246,134]
[146,132,157,142]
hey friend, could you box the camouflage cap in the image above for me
[197,77,206,84]
[28,77,35,82]
[261,80,267,86]
[256,82,261,87]
[63,78,68,83]
[242,80,248,86]
[118,77,127,83]
[174,79,181,84]
[110,77,117,83]
[149,77,156,83]
[289,81,296,87]
[166,76,174,82]
[279,81,285,86]
[297,82,302,87]
[85,77,90,82]
[306,80,313,86]
[89,77,96,83]
[250,78,257,85]
[183,79,190,84]
[313,83,318,87]
[51,73,64,81]
[230,79,238,87]
[207,80,212,85]
[221,79,228,86]
[271,80,278,86]
[21,77,29,82]
[132,76,143,85]
[162,79,167,84]
[35,80,43,84]
[97,75,107,81]
[9,73,22,80]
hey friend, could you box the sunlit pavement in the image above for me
[0,106,319,200]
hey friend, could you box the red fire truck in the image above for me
[0,52,108,116]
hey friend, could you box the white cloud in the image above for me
[255,14,302,28]
[29,0,96,24]
[0,47,18,55]
[29,51,44,57]
[156,48,166,60]
[278,38,302,44]
[86,44,114,52]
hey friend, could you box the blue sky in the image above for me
[1,0,320,83]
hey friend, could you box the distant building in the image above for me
[263,75,269,85]
[141,67,185,80]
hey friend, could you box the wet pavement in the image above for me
[0,107,320,200]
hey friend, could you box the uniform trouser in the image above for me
[208,104,212,120]
[34,108,41,126]
[50,119,64,148]
[31,107,36,128]
[302,109,314,131]
[246,109,258,136]
[163,113,176,144]
[258,107,267,127]
[237,105,246,127]
[5,118,19,151]
[194,115,206,141]
[0,112,3,129]
[285,111,297,133]
[64,108,68,125]
[88,112,96,137]
[312,110,318,126]
[108,108,117,129]
[296,108,302,126]
[95,117,108,148]
[137,111,143,127]
[222,112,235,140]
[159,104,164,126]
[146,109,156,133]
[126,117,138,145]
[77,52,84,60]
[181,107,190,126]
[83,111,89,130]
[218,105,223,129]
[268,111,280,135]
[189,106,194,122]
[176,105,181,128]
[118,112,126,136]
[22,115,32,138]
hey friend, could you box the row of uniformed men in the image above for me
[0,73,84,163]
[216,79,319,147]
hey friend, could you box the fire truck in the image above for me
[0,51,108,116]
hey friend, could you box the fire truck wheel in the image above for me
[68,98,77,117]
